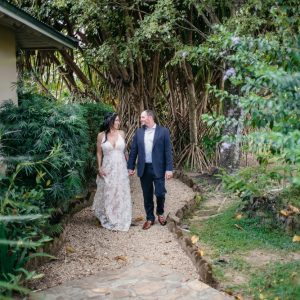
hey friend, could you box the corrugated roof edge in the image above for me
[0,0,78,49]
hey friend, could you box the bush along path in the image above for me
[181,172,300,300]
[30,175,230,300]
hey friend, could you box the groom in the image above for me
[128,110,173,230]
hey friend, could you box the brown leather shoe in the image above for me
[157,215,167,226]
[142,220,154,230]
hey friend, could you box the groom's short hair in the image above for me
[144,109,155,120]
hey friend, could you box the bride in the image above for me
[92,112,132,231]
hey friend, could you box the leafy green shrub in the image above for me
[0,93,111,212]
[0,214,52,298]
[221,165,285,203]
[81,103,112,181]
[0,141,56,297]
[198,2,300,208]
[0,94,111,297]
[0,92,112,230]
[201,113,225,160]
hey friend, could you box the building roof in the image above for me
[0,0,78,50]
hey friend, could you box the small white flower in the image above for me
[181,51,188,58]
[231,36,240,46]
[221,142,232,150]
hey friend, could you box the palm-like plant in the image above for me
[0,94,90,212]
[0,214,54,298]
[0,130,54,298]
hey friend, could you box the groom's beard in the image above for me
[142,124,147,129]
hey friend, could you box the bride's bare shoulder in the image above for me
[97,131,105,141]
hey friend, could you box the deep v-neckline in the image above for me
[107,133,120,149]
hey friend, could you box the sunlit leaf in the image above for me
[288,205,299,214]
[0,239,41,247]
[292,235,300,242]
[134,216,144,222]
[0,214,43,222]
[280,209,289,217]
[31,273,45,280]
[66,245,76,253]
[234,224,244,231]
[114,255,127,262]
[235,213,243,220]
[191,235,199,244]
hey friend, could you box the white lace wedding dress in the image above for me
[92,134,132,231]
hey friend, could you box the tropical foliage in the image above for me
[1,94,88,211]
[0,93,111,296]
[199,1,300,206]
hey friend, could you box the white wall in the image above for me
[0,25,17,106]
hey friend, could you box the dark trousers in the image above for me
[140,163,166,222]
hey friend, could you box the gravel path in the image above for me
[32,175,197,290]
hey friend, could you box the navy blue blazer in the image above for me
[127,125,173,178]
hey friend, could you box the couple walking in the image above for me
[92,110,173,231]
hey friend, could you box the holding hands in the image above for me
[128,169,135,176]
[128,169,172,180]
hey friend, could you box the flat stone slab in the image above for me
[32,261,230,300]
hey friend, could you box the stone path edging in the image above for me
[167,171,217,287]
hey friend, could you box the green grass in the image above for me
[190,201,300,299]
[248,261,300,300]
[227,256,251,271]
[190,203,300,256]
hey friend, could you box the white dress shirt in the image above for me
[144,124,156,163]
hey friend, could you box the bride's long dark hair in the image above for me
[101,112,118,143]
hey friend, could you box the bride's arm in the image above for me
[97,132,106,176]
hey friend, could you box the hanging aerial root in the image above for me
[176,143,211,172]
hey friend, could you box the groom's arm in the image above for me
[127,130,138,171]
[164,128,173,175]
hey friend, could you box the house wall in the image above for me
[0,25,18,106]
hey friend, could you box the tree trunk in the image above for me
[182,60,198,145]
[219,83,243,170]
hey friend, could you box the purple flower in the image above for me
[231,36,240,46]
[223,67,236,80]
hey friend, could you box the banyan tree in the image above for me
[12,0,246,171]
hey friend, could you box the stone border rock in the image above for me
[26,190,96,270]
[167,170,217,288]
